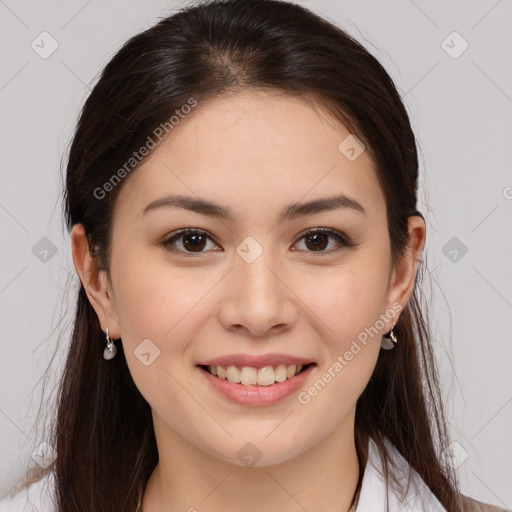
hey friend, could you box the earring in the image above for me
[103,327,117,360]
[381,321,398,350]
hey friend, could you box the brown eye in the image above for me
[304,232,329,251]
[162,229,220,254]
[181,232,207,252]
[293,229,352,254]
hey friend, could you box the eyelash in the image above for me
[161,227,354,256]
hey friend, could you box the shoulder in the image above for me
[460,495,511,512]
[356,437,447,511]
[356,438,510,512]
[0,471,56,512]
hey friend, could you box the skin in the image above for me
[72,89,426,512]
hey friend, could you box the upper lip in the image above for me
[196,353,315,368]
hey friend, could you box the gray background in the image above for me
[0,0,511,507]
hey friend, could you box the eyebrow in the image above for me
[140,193,366,222]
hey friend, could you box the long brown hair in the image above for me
[9,0,465,510]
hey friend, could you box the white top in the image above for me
[0,438,447,511]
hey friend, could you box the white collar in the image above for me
[356,437,447,511]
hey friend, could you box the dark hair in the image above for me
[11,0,467,510]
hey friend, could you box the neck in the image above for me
[142,411,361,512]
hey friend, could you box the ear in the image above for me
[71,224,122,339]
[385,215,426,326]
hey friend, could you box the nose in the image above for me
[217,249,298,338]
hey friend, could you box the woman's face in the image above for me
[79,90,422,466]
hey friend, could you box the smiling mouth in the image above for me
[197,363,315,386]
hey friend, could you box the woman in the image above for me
[0,0,507,510]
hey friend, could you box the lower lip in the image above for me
[197,364,316,407]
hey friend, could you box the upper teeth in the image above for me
[209,364,304,386]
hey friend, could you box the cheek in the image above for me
[109,255,211,413]
[296,266,385,414]
[297,254,389,404]
[111,250,212,340]
[309,257,390,344]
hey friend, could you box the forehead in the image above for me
[114,90,385,223]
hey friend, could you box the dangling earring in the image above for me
[381,321,398,350]
[103,327,117,360]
